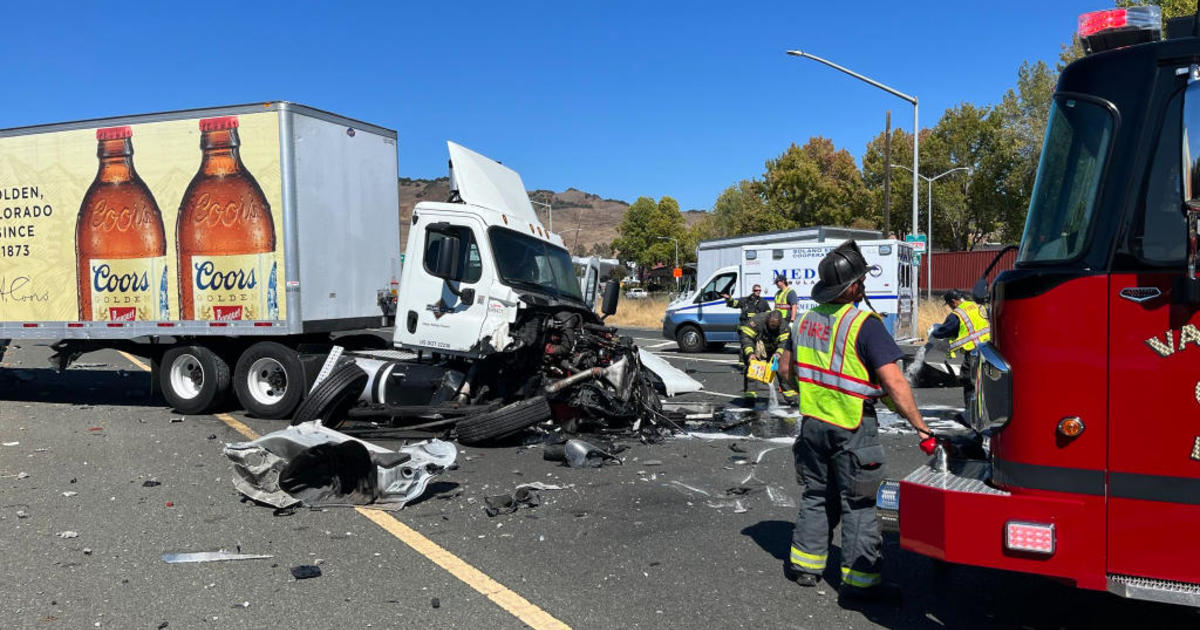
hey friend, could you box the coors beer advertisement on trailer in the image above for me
[0,112,285,322]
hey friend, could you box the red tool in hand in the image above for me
[919,436,938,455]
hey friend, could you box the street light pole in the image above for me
[657,236,680,293]
[891,164,970,299]
[787,49,920,335]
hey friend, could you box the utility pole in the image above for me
[883,111,891,238]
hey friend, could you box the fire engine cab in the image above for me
[881,6,1200,606]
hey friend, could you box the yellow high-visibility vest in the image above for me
[950,300,991,354]
[774,285,795,319]
[792,303,883,430]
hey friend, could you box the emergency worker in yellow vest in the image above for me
[738,310,796,403]
[780,240,935,600]
[929,289,991,411]
[773,274,798,321]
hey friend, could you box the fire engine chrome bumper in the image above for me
[890,457,1108,590]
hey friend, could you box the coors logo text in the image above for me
[194,261,257,291]
[92,264,150,293]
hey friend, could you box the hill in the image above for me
[397,177,705,255]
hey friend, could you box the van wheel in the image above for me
[161,345,230,414]
[676,325,705,353]
[234,342,304,419]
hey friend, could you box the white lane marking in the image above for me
[652,353,738,365]
[644,340,675,349]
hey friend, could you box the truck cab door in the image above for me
[694,270,738,342]
[396,217,493,355]
[1106,84,1200,583]
[579,256,600,310]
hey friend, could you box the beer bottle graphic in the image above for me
[177,116,276,321]
[75,126,168,321]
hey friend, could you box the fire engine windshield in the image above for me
[1018,97,1114,264]
[489,227,585,303]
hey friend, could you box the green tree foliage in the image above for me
[763,137,872,228]
[612,196,692,270]
[707,179,786,238]
[1116,0,1196,19]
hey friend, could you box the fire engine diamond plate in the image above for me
[1191,437,1200,462]
[1108,574,1200,607]
[903,460,1009,496]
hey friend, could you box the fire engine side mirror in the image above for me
[1179,75,1200,302]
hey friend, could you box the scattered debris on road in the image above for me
[483,486,542,517]
[290,565,322,580]
[56,531,79,538]
[543,438,622,468]
[224,421,456,510]
[161,550,273,564]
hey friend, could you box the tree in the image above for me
[612,196,691,272]
[763,138,873,228]
[862,128,917,236]
[1115,0,1196,19]
[708,179,786,238]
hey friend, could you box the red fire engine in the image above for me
[881,6,1200,607]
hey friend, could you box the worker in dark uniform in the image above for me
[738,310,796,403]
[929,289,991,411]
[721,284,770,326]
[773,274,799,321]
[781,240,935,600]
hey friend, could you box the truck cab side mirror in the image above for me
[1179,72,1200,303]
[432,231,461,281]
[601,280,620,316]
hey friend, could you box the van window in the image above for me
[697,272,736,301]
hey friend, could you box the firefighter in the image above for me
[721,284,770,326]
[773,274,798,321]
[781,240,934,600]
[738,310,796,403]
[929,289,991,411]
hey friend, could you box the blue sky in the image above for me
[3,1,1101,210]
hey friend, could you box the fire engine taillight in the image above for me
[1005,521,1056,555]
[1078,6,1161,55]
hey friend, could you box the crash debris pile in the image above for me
[224,421,456,510]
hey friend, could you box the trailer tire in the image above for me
[456,396,552,445]
[234,342,305,419]
[676,325,705,353]
[161,345,230,415]
[290,362,368,429]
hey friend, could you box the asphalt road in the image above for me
[1,332,1198,629]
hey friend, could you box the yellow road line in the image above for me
[117,350,151,372]
[120,347,564,627]
[214,412,260,441]
[356,507,571,630]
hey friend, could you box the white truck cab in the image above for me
[394,142,597,358]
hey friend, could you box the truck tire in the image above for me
[234,342,304,419]
[456,396,552,445]
[676,325,705,353]
[161,345,230,415]
[290,362,368,429]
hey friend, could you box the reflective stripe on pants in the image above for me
[790,546,826,571]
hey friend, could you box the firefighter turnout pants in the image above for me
[790,414,886,590]
[961,350,978,415]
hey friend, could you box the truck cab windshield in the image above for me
[489,227,585,303]
[1017,97,1114,264]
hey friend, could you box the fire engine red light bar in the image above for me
[1078,8,1127,38]
[1005,521,1056,555]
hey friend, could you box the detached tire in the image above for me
[161,345,230,415]
[456,396,552,445]
[676,325,705,353]
[290,362,368,429]
[234,341,304,419]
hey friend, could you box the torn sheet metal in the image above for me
[638,348,702,396]
[162,550,273,564]
[223,421,456,510]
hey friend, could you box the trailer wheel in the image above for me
[290,362,368,429]
[234,342,304,419]
[676,325,705,353]
[161,345,230,414]
[456,396,552,445]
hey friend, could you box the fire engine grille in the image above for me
[1108,574,1200,607]
[903,460,1009,496]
